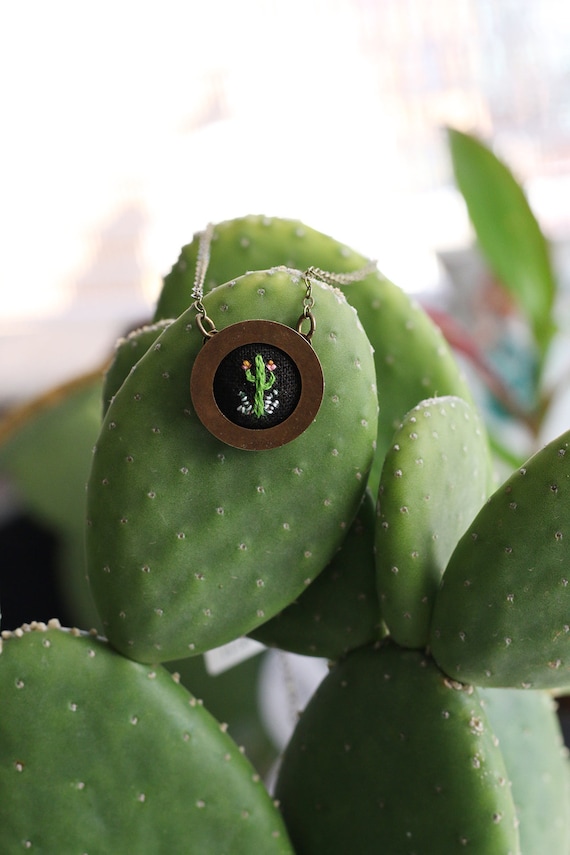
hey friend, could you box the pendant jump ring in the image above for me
[196,312,218,339]
[297,311,316,341]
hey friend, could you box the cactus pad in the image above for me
[478,687,570,853]
[0,622,292,854]
[86,268,378,662]
[376,396,492,648]
[155,215,474,493]
[249,489,383,658]
[275,640,519,854]
[103,320,172,416]
[430,429,570,688]
[154,215,370,322]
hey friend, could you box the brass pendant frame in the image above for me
[190,319,324,450]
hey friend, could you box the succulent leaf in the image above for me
[449,127,556,361]
[167,651,277,776]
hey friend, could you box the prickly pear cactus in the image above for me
[0,622,293,854]
[250,489,383,658]
[5,214,570,855]
[430,428,570,689]
[86,268,378,662]
[275,641,521,854]
[155,215,474,493]
[273,392,570,852]
[376,396,493,648]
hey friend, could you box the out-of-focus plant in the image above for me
[433,128,566,467]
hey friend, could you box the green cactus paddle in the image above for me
[103,320,172,416]
[0,622,292,854]
[86,268,378,662]
[154,215,474,494]
[376,396,493,648]
[478,687,570,853]
[250,489,383,658]
[275,640,520,854]
[430,428,570,688]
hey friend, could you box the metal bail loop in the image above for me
[297,311,316,341]
[196,313,218,339]
[192,301,218,339]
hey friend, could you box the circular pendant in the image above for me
[190,320,324,450]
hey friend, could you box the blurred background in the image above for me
[2,0,570,402]
[3,0,570,767]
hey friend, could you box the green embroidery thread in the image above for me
[241,354,277,417]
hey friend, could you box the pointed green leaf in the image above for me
[449,127,556,359]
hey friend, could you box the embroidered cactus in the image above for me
[240,354,277,418]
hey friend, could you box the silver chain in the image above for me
[191,223,217,338]
[304,262,378,287]
[191,223,377,341]
[191,222,215,305]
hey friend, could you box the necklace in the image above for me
[189,223,376,451]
